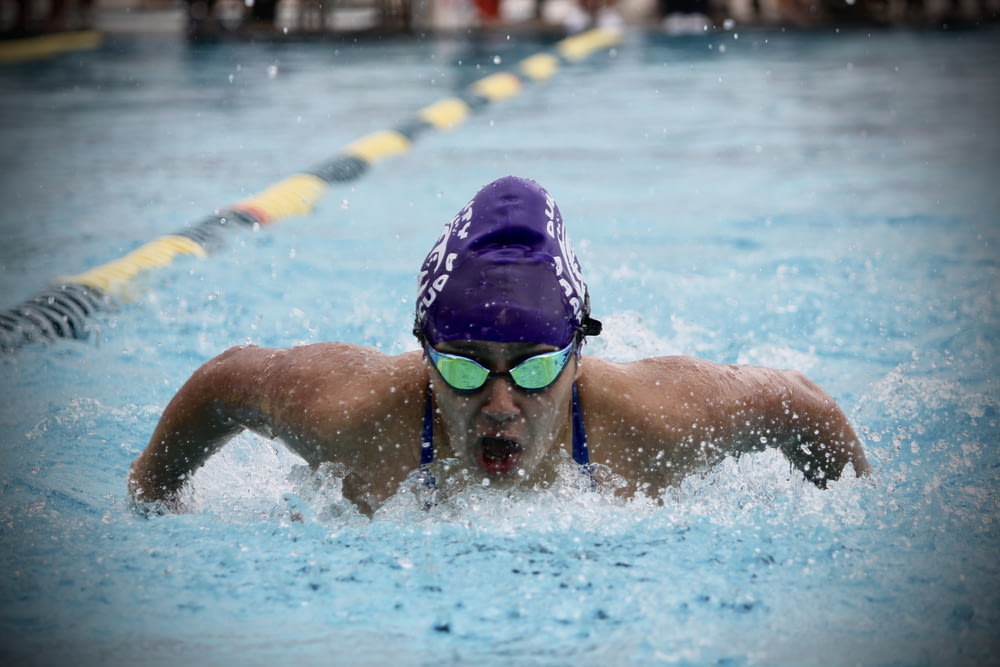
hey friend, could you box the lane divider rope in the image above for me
[0,27,621,353]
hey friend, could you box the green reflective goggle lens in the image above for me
[427,343,575,392]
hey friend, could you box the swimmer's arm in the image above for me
[774,370,870,486]
[619,357,870,489]
[129,343,426,511]
[128,346,278,506]
[128,344,358,506]
[722,366,871,487]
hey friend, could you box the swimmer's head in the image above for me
[414,176,601,348]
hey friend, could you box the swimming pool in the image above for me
[1,27,998,665]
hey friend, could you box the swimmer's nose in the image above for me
[482,376,519,422]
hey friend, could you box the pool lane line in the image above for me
[0,27,621,353]
[0,30,102,64]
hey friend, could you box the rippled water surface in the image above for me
[1,28,998,665]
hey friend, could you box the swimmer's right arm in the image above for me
[128,346,273,506]
[129,343,427,511]
[128,344,353,506]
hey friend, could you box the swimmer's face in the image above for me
[428,340,580,487]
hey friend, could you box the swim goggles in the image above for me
[426,342,575,392]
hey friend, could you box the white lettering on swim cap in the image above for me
[544,192,556,239]
[417,274,449,317]
[425,233,450,274]
[425,201,471,276]
[456,203,473,239]
[419,290,436,312]
[418,201,472,324]
[558,277,573,297]
[549,206,585,322]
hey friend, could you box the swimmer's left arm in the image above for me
[764,368,871,487]
[601,357,871,489]
[712,364,871,487]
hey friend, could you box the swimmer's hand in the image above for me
[127,466,186,515]
[780,437,871,489]
[770,371,872,488]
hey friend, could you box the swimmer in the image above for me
[129,176,871,514]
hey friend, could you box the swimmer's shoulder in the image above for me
[578,354,730,429]
[579,353,800,420]
[579,354,714,394]
[577,356,707,480]
[214,342,423,375]
[208,343,427,407]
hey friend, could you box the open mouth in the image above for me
[474,436,524,476]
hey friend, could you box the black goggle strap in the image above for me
[578,291,603,341]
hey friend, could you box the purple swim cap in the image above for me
[414,176,600,348]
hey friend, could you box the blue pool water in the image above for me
[1,28,998,665]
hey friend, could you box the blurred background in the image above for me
[2,0,997,42]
